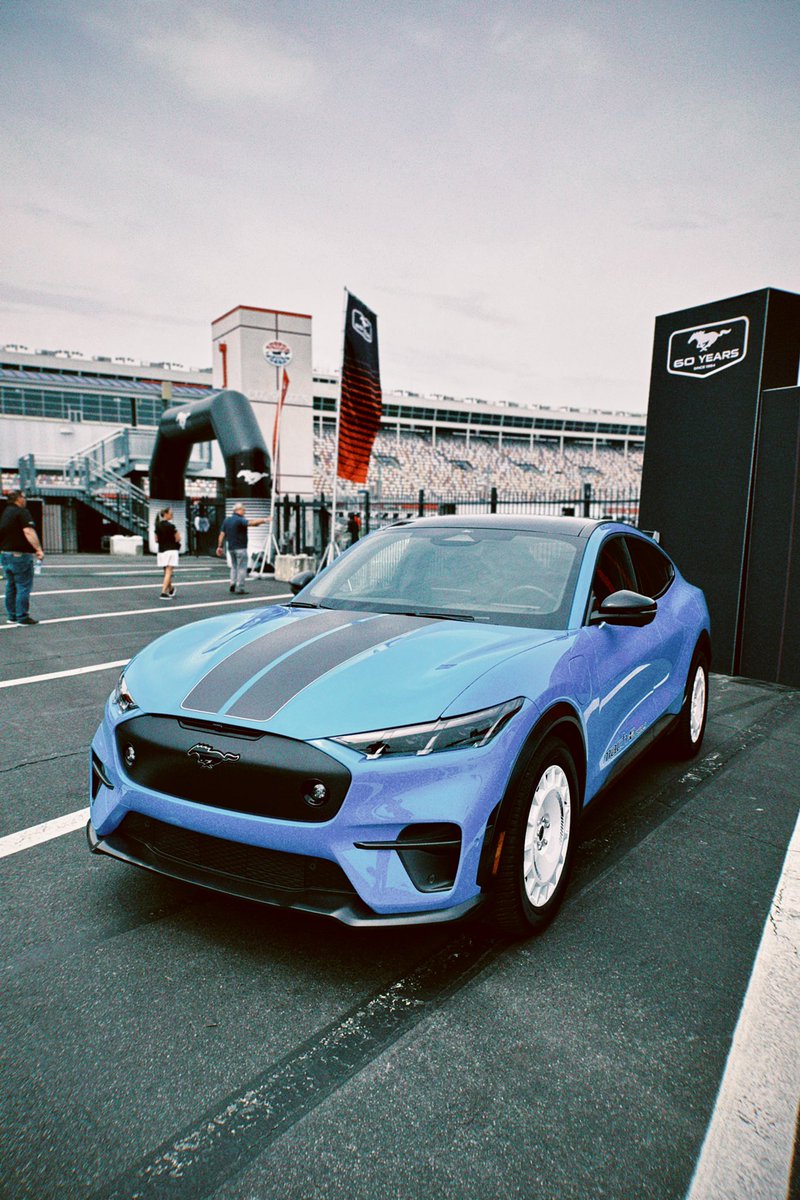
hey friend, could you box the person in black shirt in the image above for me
[346,512,361,544]
[155,506,181,599]
[216,503,266,593]
[0,490,44,625]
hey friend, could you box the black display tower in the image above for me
[738,386,800,686]
[638,287,800,677]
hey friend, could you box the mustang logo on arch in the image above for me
[187,743,241,769]
[236,468,269,486]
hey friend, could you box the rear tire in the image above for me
[488,736,579,938]
[668,652,709,759]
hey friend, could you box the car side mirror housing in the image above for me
[290,570,316,595]
[590,589,657,627]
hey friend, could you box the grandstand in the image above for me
[313,429,643,500]
[1,344,646,546]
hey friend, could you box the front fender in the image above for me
[476,704,586,888]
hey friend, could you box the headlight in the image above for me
[112,671,138,713]
[331,697,523,759]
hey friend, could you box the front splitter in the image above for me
[86,820,484,928]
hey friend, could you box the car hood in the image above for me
[124,605,560,740]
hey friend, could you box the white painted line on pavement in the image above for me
[0,807,90,859]
[685,805,800,1200]
[34,578,243,597]
[0,593,293,629]
[0,660,128,689]
[40,565,217,574]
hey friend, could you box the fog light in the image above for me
[303,779,328,808]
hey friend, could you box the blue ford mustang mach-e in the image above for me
[88,516,710,936]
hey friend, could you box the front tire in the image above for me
[488,736,579,938]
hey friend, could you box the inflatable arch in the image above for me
[148,389,271,555]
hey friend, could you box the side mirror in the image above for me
[590,589,657,627]
[289,570,316,596]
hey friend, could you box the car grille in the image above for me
[114,715,351,823]
[116,813,357,895]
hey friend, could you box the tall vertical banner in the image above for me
[336,292,383,483]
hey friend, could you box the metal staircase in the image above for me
[19,430,212,538]
[64,455,150,536]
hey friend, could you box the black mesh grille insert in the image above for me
[114,715,351,822]
[116,813,356,895]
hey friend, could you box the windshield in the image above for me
[297,524,585,629]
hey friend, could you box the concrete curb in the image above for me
[685,806,800,1200]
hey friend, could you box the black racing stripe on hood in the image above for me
[225,614,432,722]
[182,609,359,714]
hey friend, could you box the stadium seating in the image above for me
[313,430,643,499]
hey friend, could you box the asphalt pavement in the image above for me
[1,554,798,1200]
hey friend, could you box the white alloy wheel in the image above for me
[522,764,572,907]
[689,664,707,744]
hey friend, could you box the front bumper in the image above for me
[86,817,483,927]
[89,698,533,925]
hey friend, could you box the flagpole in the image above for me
[264,469,279,570]
[257,369,287,577]
[324,287,350,568]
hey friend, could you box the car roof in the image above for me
[391,514,611,539]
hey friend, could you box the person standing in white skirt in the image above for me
[155,507,180,599]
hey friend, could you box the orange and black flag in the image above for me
[336,292,382,484]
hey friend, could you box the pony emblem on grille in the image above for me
[187,742,241,769]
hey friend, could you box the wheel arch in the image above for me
[476,701,586,888]
[695,629,712,668]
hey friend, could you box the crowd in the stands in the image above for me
[313,430,643,498]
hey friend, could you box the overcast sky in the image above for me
[2,0,797,413]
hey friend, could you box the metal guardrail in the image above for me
[64,428,210,478]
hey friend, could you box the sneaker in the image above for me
[159,592,172,601]
[235,589,247,595]
[17,616,38,625]
[7,618,18,625]
[168,585,176,597]
[229,584,236,593]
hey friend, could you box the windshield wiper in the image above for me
[399,610,475,622]
[288,600,320,609]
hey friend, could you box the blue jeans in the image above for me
[2,552,35,620]
[230,548,248,591]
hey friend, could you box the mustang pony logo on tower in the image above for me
[667,316,749,378]
[187,743,241,769]
[688,328,731,353]
[237,469,268,486]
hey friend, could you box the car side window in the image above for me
[625,536,675,599]
[590,537,637,611]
